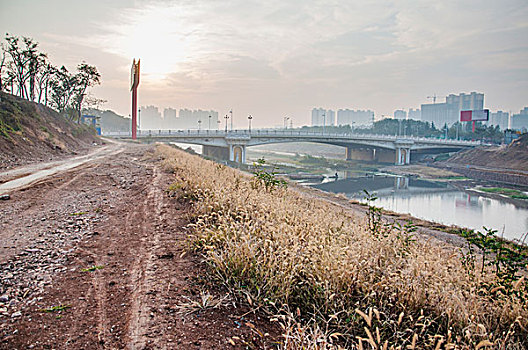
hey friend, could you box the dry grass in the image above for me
[156,144,528,349]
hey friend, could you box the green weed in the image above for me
[81,265,104,272]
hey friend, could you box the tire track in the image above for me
[126,165,164,349]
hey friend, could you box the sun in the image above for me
[110,6,190,81]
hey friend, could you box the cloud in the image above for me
[1,0,526,121]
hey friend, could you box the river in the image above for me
[314,175,528,242]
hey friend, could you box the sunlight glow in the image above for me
[107,6,191,80]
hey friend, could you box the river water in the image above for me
[314,176,528,242]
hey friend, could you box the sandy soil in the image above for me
[0,143,279,349]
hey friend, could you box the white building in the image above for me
[408,108,421,120]
[311,108,334,126]
[140,105,162,130]
[336,109,375,127]
[511,107,528,131]
[488,111,509,130]
[421,92,484,127]
[177,109,219,129]
[393,109,407,120]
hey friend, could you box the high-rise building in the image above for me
[177,109,218,129]
[393,109,407,120]
[311,108,334,126]
[408,108,421,120]
[488,111,509,130]
[511,107,528,131]
[163,108,177,129]
[421,92,484,127]
[140,105,162,130]
[336,109,375,127]
[138,106,218,130]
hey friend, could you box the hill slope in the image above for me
[446,133,528,171]
[0,91,99,170]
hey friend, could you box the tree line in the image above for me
[301,118,505,143]
[0,33,102,123]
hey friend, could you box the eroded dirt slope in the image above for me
[0,144,278,349]
[0,91,100,170]
[446,133,528,171]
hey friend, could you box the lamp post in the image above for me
[322,113,326,134]
[284,116,290,129]
[138,108,141,130]
[248,115,253,133]
[198,119,202,133]
[217,120,221,130]
[230,109,233,131]
[208,115,212,130]
[224,114,229,132]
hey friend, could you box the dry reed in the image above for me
[156,144,527,349]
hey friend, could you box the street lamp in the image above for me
[224,114,229,132]
[198,119,202,132]
[248,115,253,133]
[208,115,212,130]
[217,120,221,130]
[138,108,141,130]
[284,116,290,129]
[322,113,326,134]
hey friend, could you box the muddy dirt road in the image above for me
[0,143,277,349]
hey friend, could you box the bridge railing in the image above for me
[102,129,480,146]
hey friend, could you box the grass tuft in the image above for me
[81,265,104,272]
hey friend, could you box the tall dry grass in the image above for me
[156,145,527,349]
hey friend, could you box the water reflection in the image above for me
[313,175,528,242]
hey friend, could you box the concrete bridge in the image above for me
[105,129,480,165]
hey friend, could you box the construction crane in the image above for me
[426,94,445,104]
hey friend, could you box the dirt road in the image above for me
[0,143,277,349]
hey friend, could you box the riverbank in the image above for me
[158,144,528,349]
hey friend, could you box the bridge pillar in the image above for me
[203,145,230,161]
[345,147,375,161]
[229,144,246,164]
[395,147,411,165]
[375,149,396,163]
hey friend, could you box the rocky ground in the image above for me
[0,142,279,349]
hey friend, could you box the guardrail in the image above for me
[102,129,481,146]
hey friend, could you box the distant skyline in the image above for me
[1,0,527,127]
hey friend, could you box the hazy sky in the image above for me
[1,0,527,127]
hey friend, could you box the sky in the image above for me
[1,0,527,127]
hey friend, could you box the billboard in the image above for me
[460,109,489,122]
[130,59,140,91]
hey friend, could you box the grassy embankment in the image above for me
[478,187,528,200]
[157,145,528,349]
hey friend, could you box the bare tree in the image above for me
[1,34,103,122]
[3,34,39,98]
[35,59,54,105]
[0,47,5,92]
[70,63,100,122]
[49,66,77,113]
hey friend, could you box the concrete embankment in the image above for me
[437,163,528,186]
